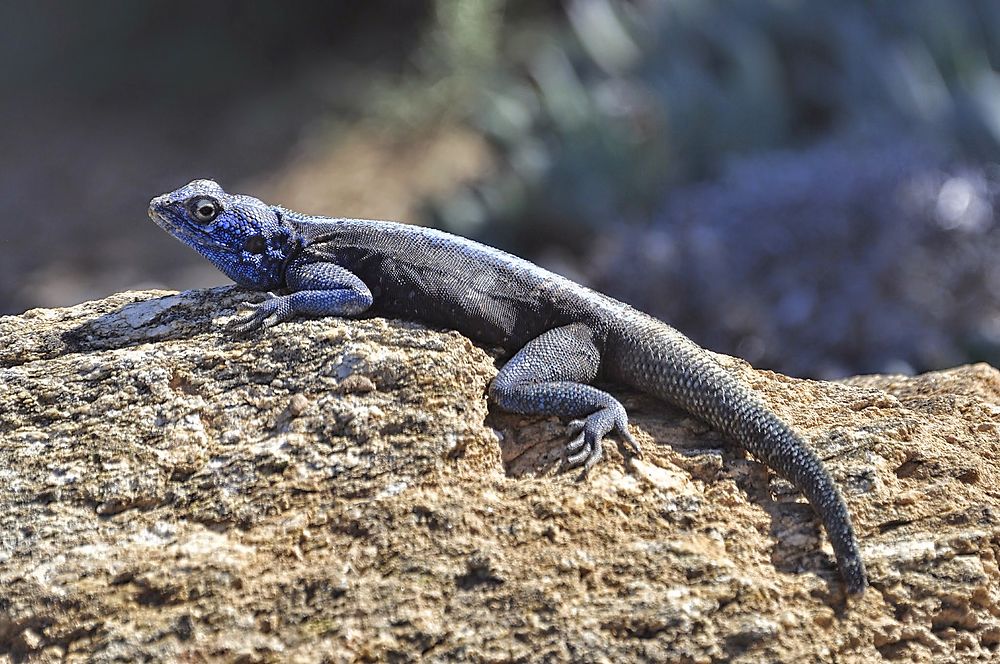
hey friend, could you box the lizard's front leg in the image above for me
[227,261,373,334]
[489,323,641,476]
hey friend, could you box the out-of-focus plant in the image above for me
[414,0,1000,243]
[585,134,1000,377]
[389,0,1000,375]
[368,0,507,128]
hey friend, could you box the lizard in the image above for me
[148,179,867,596]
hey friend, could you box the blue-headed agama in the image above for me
[149,179,867,596]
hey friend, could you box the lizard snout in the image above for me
[148,194,171,214]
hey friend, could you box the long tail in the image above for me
[612,320,867,595]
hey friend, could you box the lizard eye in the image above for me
[189,197,220,224]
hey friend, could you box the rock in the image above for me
[2,287,999,662]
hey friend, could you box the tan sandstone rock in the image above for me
[1,287,999,662]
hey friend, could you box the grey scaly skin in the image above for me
[149,179,867,596]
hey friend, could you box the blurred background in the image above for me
[3,0,1000,378]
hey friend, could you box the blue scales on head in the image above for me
[150,179,373,334]
[148,179,298,292]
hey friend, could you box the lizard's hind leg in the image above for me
[489,323,641,476]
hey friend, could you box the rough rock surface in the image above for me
[2,287,1000,662]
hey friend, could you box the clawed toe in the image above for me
[620,427,642,459]
[226,309,270,335]
[562,409,642,477]
[566,440,597,468]
[225,294,287,335]
[226,314,265,335]
[236,293,275,312]
[565,420,587,454]
[563,421,605,477]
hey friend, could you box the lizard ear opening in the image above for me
[243,235,267,254]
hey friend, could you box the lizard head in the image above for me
[149,179,299,290]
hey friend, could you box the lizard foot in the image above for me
[225,293,292,335]
[564,403,641,479]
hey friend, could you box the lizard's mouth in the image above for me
[147,203,230,252]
